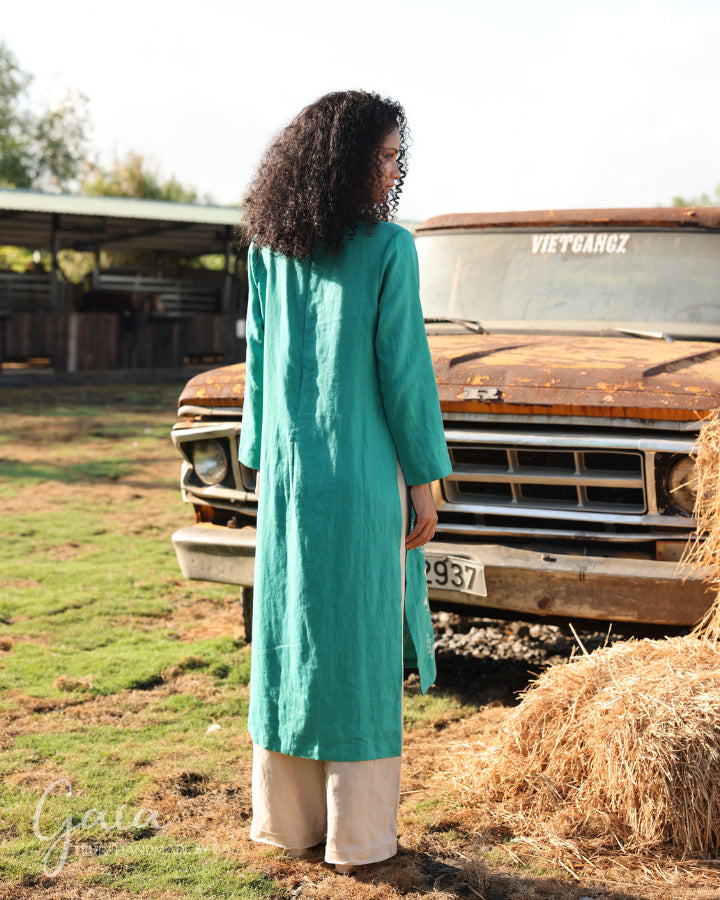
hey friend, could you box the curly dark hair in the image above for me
[240,90,409,259]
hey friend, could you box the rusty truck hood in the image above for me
[179,333,720,423]
[179,365,248,409]
[429,333,720,421]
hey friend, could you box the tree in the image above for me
[0,43,89,191]
[671,185,720,207]
[81,152,203,204]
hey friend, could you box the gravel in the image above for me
[426,611,638,704]
[432,611,620,667]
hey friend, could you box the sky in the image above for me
[3,0,720,222]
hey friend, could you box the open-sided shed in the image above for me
[0,189,247,371]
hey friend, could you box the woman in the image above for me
[238,90,451,874]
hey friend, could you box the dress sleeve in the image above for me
[238,243,265,470]
[375,228,452,485]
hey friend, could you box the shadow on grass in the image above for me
[0,382,185,415]
[403,853,653,899]
[0,458,135,483]
[433,650,534,708]
[336,843,660,900]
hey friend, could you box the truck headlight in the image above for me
[666,457,697,516]
[192,440,228,486]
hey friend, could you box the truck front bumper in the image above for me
[172,524,256,587]
[172,524,712,627]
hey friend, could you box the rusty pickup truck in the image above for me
[171,207,720,631]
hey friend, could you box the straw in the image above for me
[465,635,720,856]
[682,408,720,638]
[459,411,720,858]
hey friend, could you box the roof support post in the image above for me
[50,214,61,369]
[92,244,101,289]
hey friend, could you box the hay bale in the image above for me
[466,414,720,858]
[472,635,720,856]
[683,408,720,638]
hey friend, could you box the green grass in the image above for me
[403,687,472,728]
[0,380,469,896]
[1,835,280,897]
[0,631,250,696]
[0,382,275,896]
[85,843,281,898]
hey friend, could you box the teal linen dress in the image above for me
[238,221,451,762]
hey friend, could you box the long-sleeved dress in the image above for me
[238,220,451,762]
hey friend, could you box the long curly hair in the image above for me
[240,91,409,259]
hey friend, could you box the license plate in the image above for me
[425,554,487,597]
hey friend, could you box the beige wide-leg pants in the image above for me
[250,461,409,866]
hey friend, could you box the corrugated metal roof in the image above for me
[0,189,244,255]
[0,189,243,223]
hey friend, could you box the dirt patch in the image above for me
[46,543,92,562]
[145,759,254,842]
[3,578,41,591]
[112,591,245,642]
[0,673,233,746]
[5,762,75,793]
[1,414,97,446]
[1,480,147,515]
[52,674,95,692]
[0,691,135,746]
[0,457,178,516]
[163,596,247,643]
[0,880,141,900]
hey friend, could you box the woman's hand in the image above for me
[405,483,438,550]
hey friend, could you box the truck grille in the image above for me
[449,445,645,512]
[438,426,696,541]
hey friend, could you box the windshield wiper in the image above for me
[424,317,486,334]
[609,328,674,343]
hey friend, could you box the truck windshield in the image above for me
[416,229,720,338]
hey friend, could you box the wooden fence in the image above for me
[0,270,236,315]
[2,311,245,371]
[93,273,224,313]
[0,272,63,309]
